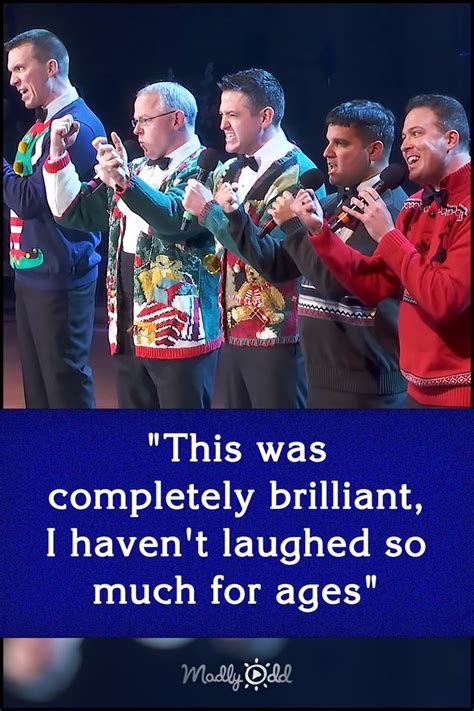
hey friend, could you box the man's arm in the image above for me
[200,200,301,282]
[43,152,110,233]
[4,156,49,220]
[339,184,471,321]
[374,219,470,323]
[92,132,209,243]
[43,115,110,232]
[290,190,401,304]
[117,168,210,243]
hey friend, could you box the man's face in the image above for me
[401,107,451,186]
[219,90,265,156]
[7,43,51,109]
[323,124,374,187]
[132,93,178,160]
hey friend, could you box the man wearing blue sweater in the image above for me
[3,29,105,408]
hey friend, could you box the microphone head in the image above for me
[198,147,220,172]
[300,168,325,191]
[379,163,407,190]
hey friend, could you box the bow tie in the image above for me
[35,107,47,123]
[148,156,171,170]
[235,154,259,172]
[421,186,447,208]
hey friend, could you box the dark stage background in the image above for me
[2,2,471,708]
[3,3,471,176]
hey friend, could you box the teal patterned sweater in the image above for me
[44,148,222,358]
[200,147,326,346]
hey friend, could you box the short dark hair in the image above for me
[218,68,285,125]
[326,99,395,159]
[4,29,69,78]
[405,94,470,152]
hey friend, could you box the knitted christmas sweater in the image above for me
[44,149,222,359]
[200,147,325,346]
[308,162,471,407]
[3,98,104,289]
[221,186,407,395]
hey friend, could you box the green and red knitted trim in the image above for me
[13,120,51,177]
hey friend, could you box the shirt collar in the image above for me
[357,173,381,192]
[250,129,295,174]
[166,134,201,172]
[44,86,79,121]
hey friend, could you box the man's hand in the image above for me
[291,189,324,233]
[49,114,80,159]
[183,179,214,216]
[267,190,295,226]
[214,182,239,213]
[341,187,394,243]
[91,131,129,190]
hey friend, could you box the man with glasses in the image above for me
[43,82,221,408]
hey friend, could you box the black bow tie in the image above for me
[35,107,47,123]
[421,186,447,208]
[148,156,171,170]
[235,154,259,172]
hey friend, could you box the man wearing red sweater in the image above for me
[292,94,470,408]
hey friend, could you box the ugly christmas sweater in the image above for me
[200,147,325,346]
[307,162,471,407]
[44,149,222,359]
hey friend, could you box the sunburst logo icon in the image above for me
[244,658,271,690]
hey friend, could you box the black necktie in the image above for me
[35,107,47,123]
[148,156,171,170]
[235,154,259,172]
[421,186,447,208]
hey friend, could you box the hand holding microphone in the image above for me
[257,168,324,238]
[290,188,325,234]
[181,148,220,231]
[214,181,240,214]
[329,163,407,233]
[339,186,395,243]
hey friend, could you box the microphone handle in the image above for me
[180,169,212,231]
[82,175,104,196]
[256,181,304,238]
[330,180,386,231]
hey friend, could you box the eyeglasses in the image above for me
[131,110,177,129]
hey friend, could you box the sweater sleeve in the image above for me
[116,169,203,243]
[307,220,401,304]
[201,203,301,282]
[3,155,49,220]
[43,152,110,232]
[375,216,471,324]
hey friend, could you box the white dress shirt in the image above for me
[235,129,295,202]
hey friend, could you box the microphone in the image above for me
[329,163,407,232]
[180,147,220,231]
[256,168,325,238]
[82,139,143,196]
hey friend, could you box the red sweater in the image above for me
[308,162,471,407]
